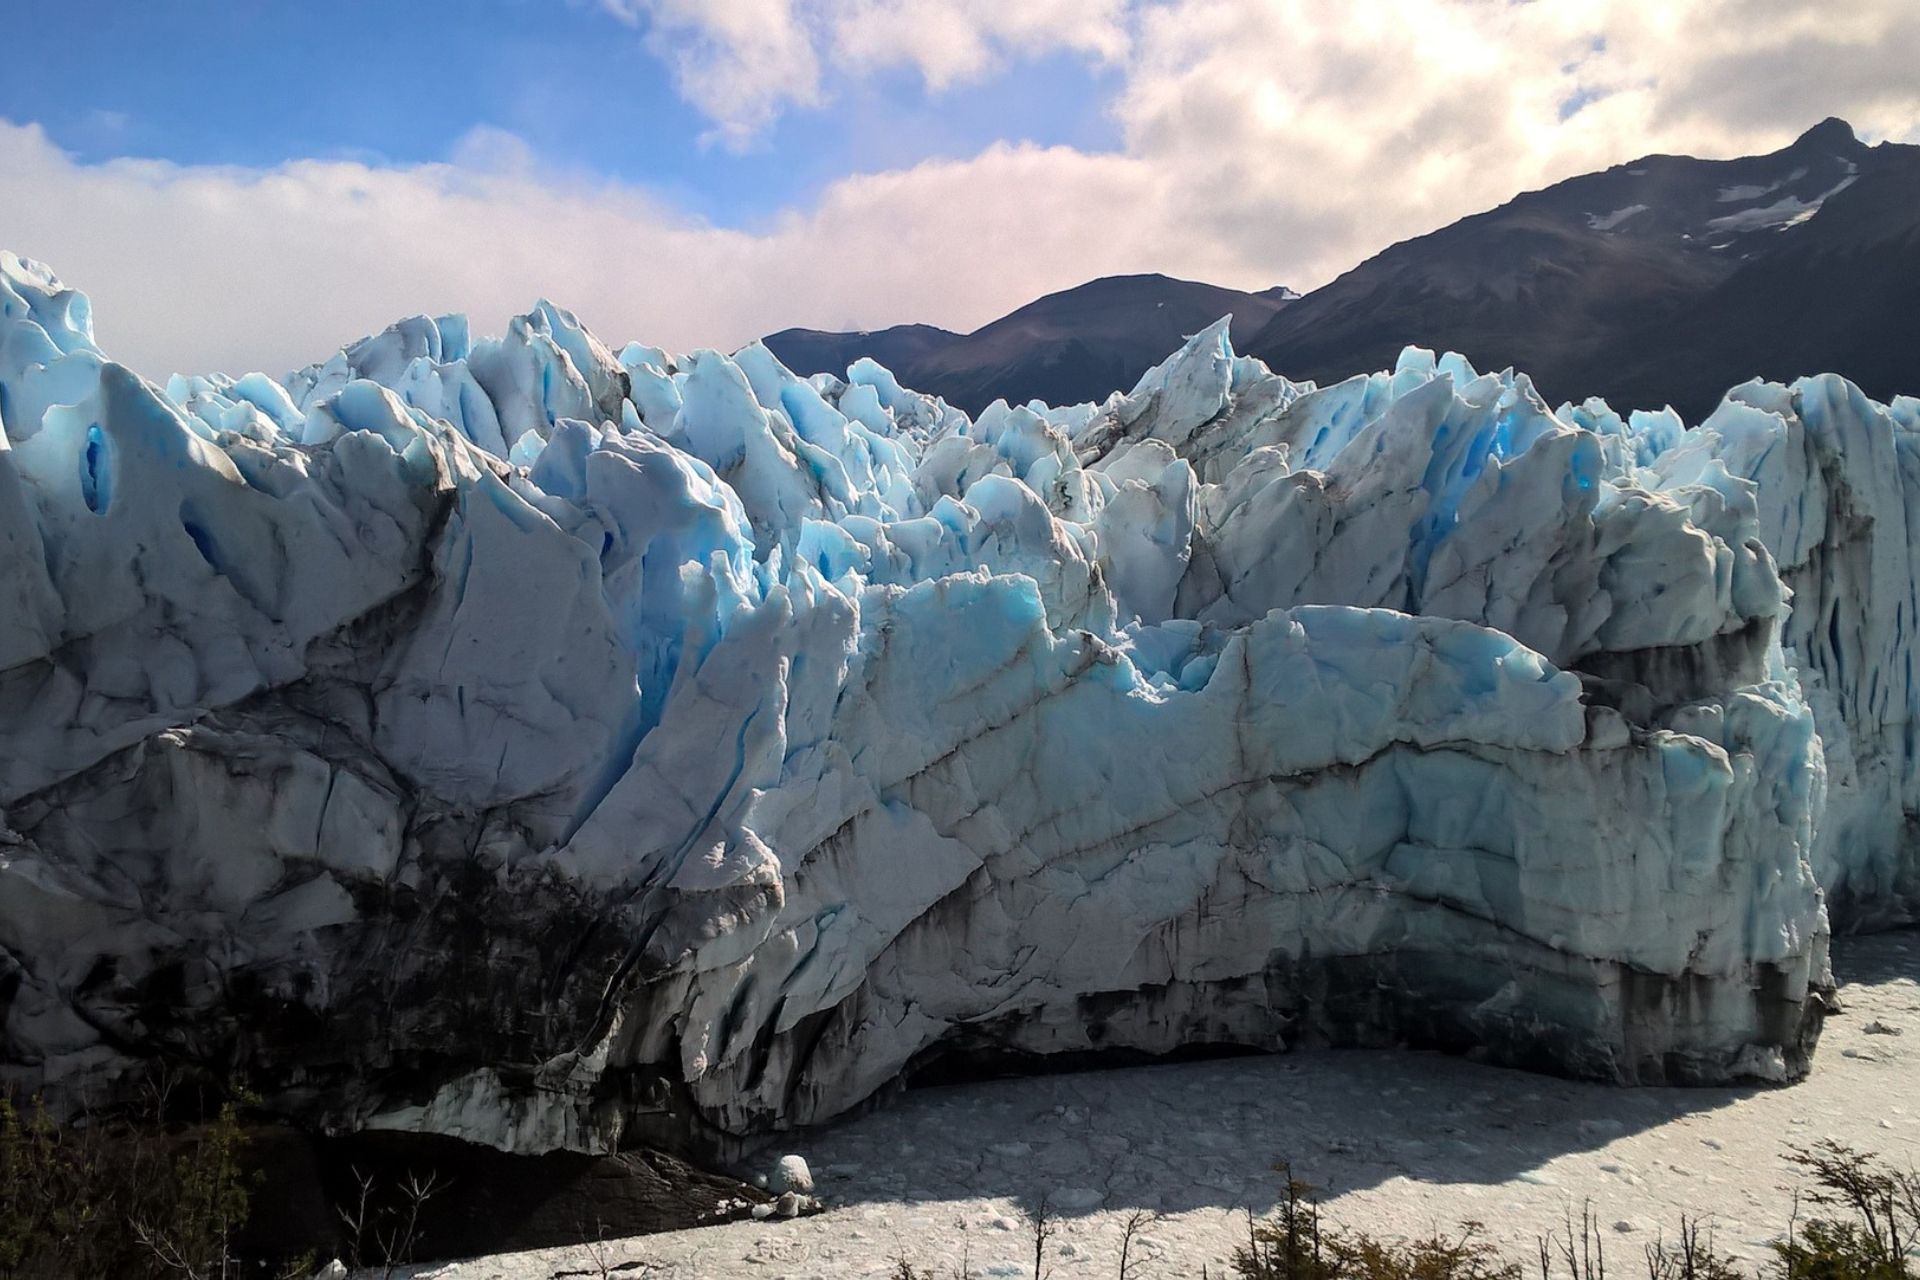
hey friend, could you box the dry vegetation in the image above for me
[887,1146,1919,1280]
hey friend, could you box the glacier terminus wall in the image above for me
[1,250,1914,1157]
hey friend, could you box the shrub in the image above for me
[1233,1163,1337,1280]
[1227,1144,1919,1280]
[1230,1164,1516,1280]
[1333,1221,1519,1280]
[1773,1141,1918,1280]
[0,1090,309,1280]
[1643,1216,1744,1280]
[335,1165,448,1278]
[128,1100,253,1279]
[0,1094,118,1277]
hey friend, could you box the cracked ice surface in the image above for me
[0,251,1910,1155]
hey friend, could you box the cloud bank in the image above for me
[4,0,1917,379]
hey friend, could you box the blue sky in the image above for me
[3,0,1917,376]
[4,0,1123,226]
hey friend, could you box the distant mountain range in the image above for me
[765,119,1920,420]
[765,275,1299,415]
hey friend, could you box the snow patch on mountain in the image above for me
[1586,204,1649,231]
[1706,173,1860,234]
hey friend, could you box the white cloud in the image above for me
[0,122,1182,377]
[830,0,1131,90]
[600,0,1133,146]
[1109,0,1920,291]
[4,0,1918,380]
[600,0,826,148]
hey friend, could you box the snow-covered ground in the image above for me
[399,930,1918,1279]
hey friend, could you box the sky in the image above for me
[3,0,1919,377]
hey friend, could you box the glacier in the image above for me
[0,250,1912,1158]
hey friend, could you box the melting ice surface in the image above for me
[0,251,1915,1156]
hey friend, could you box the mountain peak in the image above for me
[1792,117,1860,151]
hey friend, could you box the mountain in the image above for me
[1588,151,1920,416]
[754,321,960,389]
[1245,118,1920,418]
[764,273,1297,412]
[766,121,1919,422]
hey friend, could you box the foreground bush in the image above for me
[1231,1145,1917,1280]
[1226,1162,1516,1280]
[886,1144,1918,1280]
[1772,1142,1919,1280]
[0,1092,317,1280]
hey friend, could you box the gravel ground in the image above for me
[395,929,1919,1279]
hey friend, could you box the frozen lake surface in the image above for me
[403,930,1918,1279]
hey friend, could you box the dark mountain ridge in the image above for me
[1247,117,1920,417]
[764,274,1296,413]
